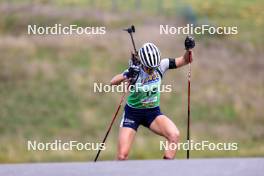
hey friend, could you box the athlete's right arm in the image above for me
[110,74,127,85]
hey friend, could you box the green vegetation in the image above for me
[0,0,263,162]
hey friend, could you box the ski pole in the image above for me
[187,50,192,159]
[94,82,130,162]
[123,25,136,53]
[94,25,139,162]
[124,25,141,66]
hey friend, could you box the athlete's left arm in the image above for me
[175,49,193,68]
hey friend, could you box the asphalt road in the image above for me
[0,158,263,176]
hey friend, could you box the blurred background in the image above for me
[0,0,263,163]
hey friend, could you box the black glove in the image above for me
[185,36,195,50]
[123,65,140,79]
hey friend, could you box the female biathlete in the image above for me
[110,36,195,160]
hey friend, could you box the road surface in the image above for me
[0,158,263,176]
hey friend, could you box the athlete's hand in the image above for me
[123,65,140,79]
[185,36,195,50]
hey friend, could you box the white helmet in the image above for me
[139,43,161,68]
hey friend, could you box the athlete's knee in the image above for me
[167,129,180,143]
[117,152,129,160]
[117,147,129,160]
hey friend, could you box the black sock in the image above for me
[163,156,172,160]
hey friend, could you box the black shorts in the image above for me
[120,104,163,131]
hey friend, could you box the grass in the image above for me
[186,0,264,46]
[1,0,263,45]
